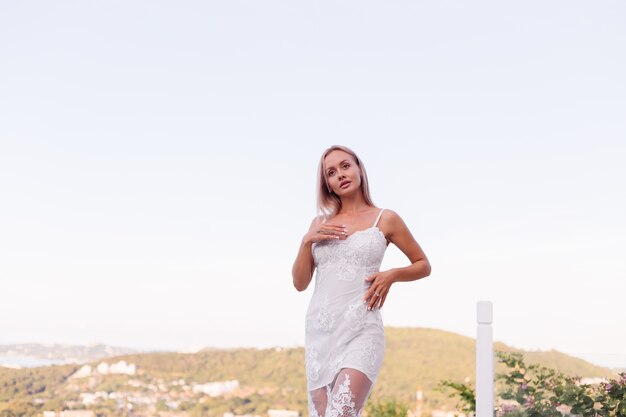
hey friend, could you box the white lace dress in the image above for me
[305,209,387,394]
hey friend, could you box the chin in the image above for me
[337,187,356,196]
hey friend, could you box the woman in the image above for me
[292,145,432,417]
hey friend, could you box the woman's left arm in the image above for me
[364,210,431,310]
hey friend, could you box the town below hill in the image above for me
[0,327,616,417]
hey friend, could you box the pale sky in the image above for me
[1,1,625,369]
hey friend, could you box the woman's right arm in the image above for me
[291,217,321,292]
[292,217,347,292]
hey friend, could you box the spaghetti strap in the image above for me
[373,208,385,227]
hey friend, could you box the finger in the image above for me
[368,289,380,311]
[378,292,388,309]
[318,227,347,238]
[319,227,344,234]
[319,225,348,234]
[314,227,345,240]
[364,274,376,282]
[363,280,376,301]
[316,234,342,242]
[319,224,347,232]
[324,230,346,240]
[364,288,374,308]
[323,223,348,230]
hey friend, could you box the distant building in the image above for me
[128,379,143,387]
[43,411,95,417]
[222,414,261,417]
[192,380,239,397]
[71,361,136,378]
[268,410,299,417]
[70,365,92,379]
[431,411,467,417]
[96,362,110,374]
[109,360,136,375]
[79,393,97,405]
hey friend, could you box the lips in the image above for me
[340,180,351,189]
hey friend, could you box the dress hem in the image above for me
[307,365,376,392]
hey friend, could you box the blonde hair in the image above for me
[316,145,376,219]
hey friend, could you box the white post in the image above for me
[476,301,493,417]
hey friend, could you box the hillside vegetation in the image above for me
[0,327,614,417]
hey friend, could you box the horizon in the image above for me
[3,325,625,371]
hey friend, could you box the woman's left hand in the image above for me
[363,270,396,310]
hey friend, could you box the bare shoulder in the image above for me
[379,209,404,226]
[378,209,411,236]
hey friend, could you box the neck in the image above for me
[338,193,369,215]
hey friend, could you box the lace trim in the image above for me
[345,302,366,331]
[312,227,386,274]
[328,374,357,417]
[306,348,321,382]
[316,295,335,333]
[329,350,346,377]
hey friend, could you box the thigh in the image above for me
[327,368,373,417]
[309,385,330,417]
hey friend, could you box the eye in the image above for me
[342,163,350,169]
[327,170,336,177]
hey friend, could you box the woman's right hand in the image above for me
[303,223,348,245]
[293,219,347,291]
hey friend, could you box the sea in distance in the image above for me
[0,355,71,368]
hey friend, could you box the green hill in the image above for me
[374,327,613,409]
[0,327,614,417]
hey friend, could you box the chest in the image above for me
[312,227,387,267]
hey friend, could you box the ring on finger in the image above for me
[374,291,380,296]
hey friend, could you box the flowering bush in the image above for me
[440,352,626,417]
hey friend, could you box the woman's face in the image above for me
[323,150,362,196]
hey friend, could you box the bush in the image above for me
[439,352,626,417]
[366,400,409,417]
